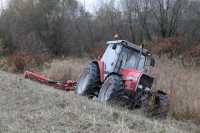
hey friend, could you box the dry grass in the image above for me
[0,55,200,124]
[154,56,200,123]
[43,57,200,123]
[43,57,90,81]
[0,71,199,133]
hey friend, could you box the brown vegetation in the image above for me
[182,44,200,66]
[154,56,200,123]
[43,58,89,81]
[151,37,180,58]
[1,53,200,123]
[1,53,50,73]
[40,57,200,123]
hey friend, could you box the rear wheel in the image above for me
[75,63,100,96]
[98,75,124,102]
[152,90,169,118]
[142,90,169,118]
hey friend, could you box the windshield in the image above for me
[121,47,146,71]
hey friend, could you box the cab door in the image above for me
[101,43,122,78]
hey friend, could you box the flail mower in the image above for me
[25,40,169,117]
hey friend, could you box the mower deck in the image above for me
[24,71,76,91]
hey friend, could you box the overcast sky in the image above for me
[1,0,5,8]
[1,0,98,12]
[1,0,119,13]
[1,0,9,9]
[78,0,121,13]
[78,0,101,13]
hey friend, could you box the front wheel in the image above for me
[75,63,100,96]
[98,75,124,102]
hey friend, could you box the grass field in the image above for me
[0,71,199,133]
[43,57,200,124]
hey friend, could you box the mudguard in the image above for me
[120,68,154,92]
[92,60,104,82]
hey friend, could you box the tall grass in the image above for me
[154,56,200,123]
[1,54,199,123]
[43,57,200,122]
[46,57,200,122]
[43,58,90,81]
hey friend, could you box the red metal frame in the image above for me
[96,60,143,92]
[120,68,143,92]
[24,71,76,91]
[97,60,104,82]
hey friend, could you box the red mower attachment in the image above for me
[24,71,76,91]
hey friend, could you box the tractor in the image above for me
[24,39,169,116]
[76,40,169,115]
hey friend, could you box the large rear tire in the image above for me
[98,75,124,102]
[142,90,169,118]
[75,63,99,96]
[152,90,169,118]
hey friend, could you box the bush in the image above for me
[6,52,50,73]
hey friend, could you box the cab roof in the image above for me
[106,40,150,55]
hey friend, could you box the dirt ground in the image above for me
[0,71,199,133]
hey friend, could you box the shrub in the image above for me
[151,37,180,58]
[6,52,50,73]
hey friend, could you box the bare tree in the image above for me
[124,0,136,43]
[0,0,200,57]
[150,0,186,38]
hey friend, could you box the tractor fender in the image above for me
[92,60,104,82]
[120,68,142,91]
[104,72,121,82]
[119,68,154,92]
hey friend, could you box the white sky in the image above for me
[78,0,121,13]
[1,0,99,12]
[1,0,9,9]
[78,0,101,13]
[1,0,119,13]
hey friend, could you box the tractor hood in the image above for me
[120,68,143,80]
[119,68,143,92]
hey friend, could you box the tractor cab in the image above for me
[101,40,155,79]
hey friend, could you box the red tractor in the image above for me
[24,39,169,116]
[76,40,169,114]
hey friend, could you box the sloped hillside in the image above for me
[0,71,199,133]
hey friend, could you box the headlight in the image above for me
[126,76,138,81]
[138,85,143,90]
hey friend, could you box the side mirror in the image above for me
[150,58,155,67]
[112,44,117,50]
[97,55,102,60]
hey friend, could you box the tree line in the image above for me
[0,0,200,57]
